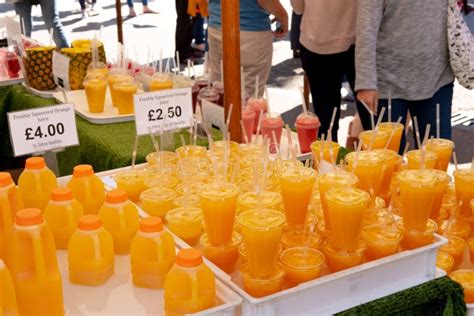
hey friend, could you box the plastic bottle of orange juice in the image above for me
[67,165,105,215]
[164,249,216,314]
[0,172,23,261]
[68,215,114,286]
[44,187,84,249]
[99,189,139,255]
[0,259,19,316]
[18,157,57,210]
[9,208,64,316]
[130,217,176,289]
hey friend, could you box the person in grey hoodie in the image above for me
[356,0,455,149]
[291,0,372,141]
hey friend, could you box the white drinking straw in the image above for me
[360,100,374,129]
[413,116,422,149]
[285,124,293,160]
[384,116,403,150]
[265,87,270,111]
[220,60,224,83]
[131,134,139,170]
[159,49,163,73]
[388,91,392,123]
[176,51,180,74]
[254,110,264,145]
[187,59,191,78]
[436,103,441,139]
[300,87,308,113]
[240,120,249,144]
[453,151,459,171]
[420,124,431,170]
[368,107,386,150]
[402,142,410,158]
[255,75,259,99]
[49,28,53,47]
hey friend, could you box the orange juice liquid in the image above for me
[68,216,114,286]
[237,190,282,213]
[199,182,239,246]
[107,73,125,107]
[164,249,216,314]
[115,82,137,115]
[175,145,208,159]
[454,169,474,217]
[310,141,340,167]
[280,167,315,228]
[436,252,455,274]
[99,194,140,255]
[373,149,401,202]
[238,209,285,277]
[239,263,285,298]
[361,224,402,260]
[450,270,474,303]
[398,170,440,231]
[439,236,465,265]
[0,173,23,261]
[84,78,107,113]
[318,172,358,230]
[0,260,18,316]
[406,150,438,170]
[149,79,173,91]
[200,232,241,274]
[43,191,83,249]
[397,219,437,250]
[18,158,57,210]
[359,129,389,150]
[166,207,203,246]
[468,237,474,263]
[280,247,324,287]
[67,165,105,215]
[379,122,404,152]
[146,151,179,167]
[144,174,180,190]
[281,230,322,250]
[428,170,450,220]
[426,138,454,171]
[325,188,370,251]
[140,188,177,220]
[321,241,366,273]
[115,170,146,203]
[130,219,176,289]
[10,209,64,316]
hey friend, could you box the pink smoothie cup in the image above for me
[242,107,256,142]
[195,75,212,90]
[212,81,225,106]
[296,112,321,153]
[247,97,268,133]
[261,113,284,153]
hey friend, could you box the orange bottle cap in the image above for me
[139,216,163,233]
[25,157,46,170]
[16,208,43,226]
[176,248,203,268]
[78,215,102,230]
[0,172,13,187]
[106,189,128,204]
[73,164,94,177]
[51,187,73,201]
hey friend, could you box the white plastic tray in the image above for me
[207,235,447,315]
[0,75,23,87]
[53,89,135,124]
[23,82,57,98]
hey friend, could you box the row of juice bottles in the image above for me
[0,158,219,315]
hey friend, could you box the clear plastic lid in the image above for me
[296,111,320,128]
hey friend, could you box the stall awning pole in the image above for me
[116,0,124,44]
[221,0,242,143]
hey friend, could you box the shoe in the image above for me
[143,8,158,14]
[128,8,137,17]
[81,10,87,19]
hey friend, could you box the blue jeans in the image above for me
[127,0,149,7]
[377,82,454,153]
[290,12,302,51]
[14,0,69,48]
[192,14,206,45]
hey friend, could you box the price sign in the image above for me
[134,87,193,136]
[52,51,70,90]
[201,99,224,131]
[7,103,79,156]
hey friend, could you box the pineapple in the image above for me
[60,47,91,90]
[71,39,106,64]
[24,46,56,90]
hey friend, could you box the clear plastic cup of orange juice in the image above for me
[467,237,474,263]
[310,140,340,168]
[449,270,474,303]
[281,230,322,250]
[240,263,285,298]
[114,169,146,202]
[318,172,358,230]
[439,235,465,265]
[396,219,438,250]
[237,191,282,214]
[200,232,242,274]
[166,207,203,246]
[140,188,177,220]
[359,129,389,150]
[114,76,138,115]
[280,247,325,287]
[199,182,240,246]
[325,187,370,251]
[436,252,455,275]
[373,149,402,202]
[321,240,367,273]
[379,122,404,152]
[454,169,474,217]
[362,224,402,260]
[397,170,441,231]
[238,209,286,277]
[107,69,127,107]
[279,166,316,229]
[438,219,471,241]
[426,138,455,171]
[406,150,438,170]
[146,151,178,167]
[175,181,205,196]
[173,194,201,208]
[316,220,332,241]
[150,72,173,91]
[83,72,107,113]
[428,170,451,220]
[144,174,180,190]
[176,145,208,159]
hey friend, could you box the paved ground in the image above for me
[1,0,473,165]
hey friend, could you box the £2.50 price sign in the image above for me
[7,103,79,156]
[134,87,193,136]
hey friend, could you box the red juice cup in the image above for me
[247,97,268,133]
[195,75,212,90]
[261,113,284,153]
[198,87,220,115]
[242,107,256,142]
[192,84,200,113]
[212,81,225,106]
[296,112,321,153]
[5,52,20,78]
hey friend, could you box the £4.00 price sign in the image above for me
[134,87,193,136]
[7,103,79,156]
